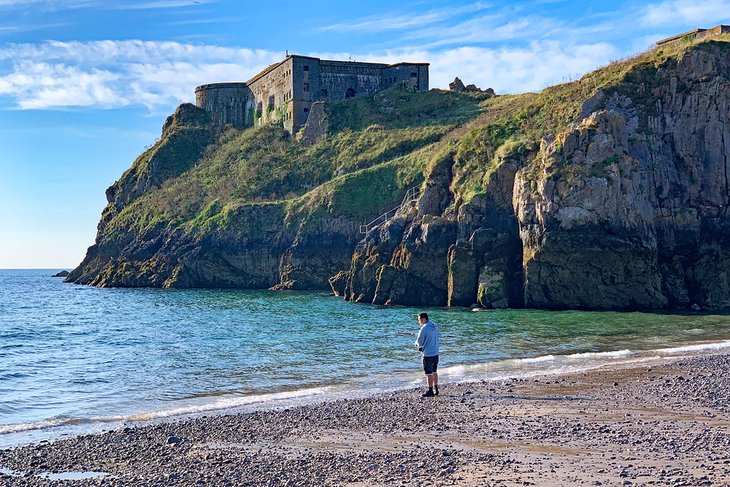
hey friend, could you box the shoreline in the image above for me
[3,338,730,451]
[2,350,729,485]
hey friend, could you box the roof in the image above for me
[195,82,249,92]
[197,54,431,90]
[656,28,706,45]
[386,62,430,67]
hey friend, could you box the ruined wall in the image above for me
[195,56,430,134]
[381,64,429,92]
[194,83,252,129]
[318,61,386,101]
[247,58,295,132]
[698,25,730,41]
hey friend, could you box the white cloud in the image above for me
[0,38,619,111]
[0,0,95,9]
[321,11,449,33]
[403,14,561,48]
[0,41,282,109]
[319,2,490,33]
[0,62,122,109]
[642,0,730,26]
[348,41,618,93]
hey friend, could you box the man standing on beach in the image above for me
[416,312,440,397]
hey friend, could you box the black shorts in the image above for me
[422,355,439,375]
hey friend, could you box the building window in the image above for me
[268,95,275,109]
[320,88,328,98]
[345,87,355,98]
[410,72,418,78]
[303,65,309,71]
[303,83,309,92]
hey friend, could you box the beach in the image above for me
[1,351,728,486]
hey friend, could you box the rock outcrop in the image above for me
[69,39,730,311]
[339,40,730,310]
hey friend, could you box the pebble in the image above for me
[0,353,727,485]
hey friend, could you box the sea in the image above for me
[2,268,730,448]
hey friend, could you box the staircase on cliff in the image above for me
[359,186,420,234]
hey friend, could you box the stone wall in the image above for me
[195,56,430,133]
[381,64,429,92]
[319,61,386,100]
[247,58,295,132]
[194,83,252,129]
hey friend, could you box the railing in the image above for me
[359,186,420,234]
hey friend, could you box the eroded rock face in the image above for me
[68,203,296,289]
[103,104,214,226]
[338,43,730,310]
[70,42,730,310]
[512,45,730,309]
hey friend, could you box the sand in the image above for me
[1,353,729,486]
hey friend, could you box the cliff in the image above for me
[69,36,730,310]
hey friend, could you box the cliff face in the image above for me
[70,38,730,310]
[340,40,730,310]
[68,88,482,290]
[514,44,730,309]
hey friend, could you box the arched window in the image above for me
[345,87,356,98]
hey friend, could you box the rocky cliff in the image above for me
[70,37,730,310]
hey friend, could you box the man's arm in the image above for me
[415,328,425,349]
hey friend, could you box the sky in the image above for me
[0,0,728,268]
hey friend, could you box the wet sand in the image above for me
[1,352,729,486]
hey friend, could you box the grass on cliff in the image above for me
[449,34,730,203]
[101,88,484,240]
[102,35,730,241]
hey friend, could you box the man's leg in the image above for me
[421,373,435,397]
[433,355,439,395]
[422,357,436,397]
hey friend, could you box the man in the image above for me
[415,312,440,397]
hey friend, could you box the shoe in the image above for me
[422,389,435,397]
[434,386,439,396]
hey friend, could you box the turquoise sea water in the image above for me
[2,269,730,447]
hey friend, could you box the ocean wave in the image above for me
[656,339,730,354]
[566,349,633,360]
[3,338,730,446]
[516,355,557,364]
[0,386,337,436]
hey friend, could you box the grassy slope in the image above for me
[449,34,730,204]
[101,87,486,242]
[102,35,730,244]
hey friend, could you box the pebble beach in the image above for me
[1,351,729,486]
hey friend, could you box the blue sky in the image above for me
[1,0,728,268]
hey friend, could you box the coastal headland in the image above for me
[1,351,728,486]
[65,32,730,313]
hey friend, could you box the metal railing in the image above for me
[359,186,420,234]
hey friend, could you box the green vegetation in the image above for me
[101,35,730,243]
[327,87,487,131]
[447,35,730,202]
[102,86,484,240]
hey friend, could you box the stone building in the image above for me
[656,25,730,46]
[195,55,429,133]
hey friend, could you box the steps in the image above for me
[359,186,420,234]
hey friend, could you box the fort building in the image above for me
[656,25,730,46]
[195,55,429,133]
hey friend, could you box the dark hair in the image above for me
[418,312,429,321]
